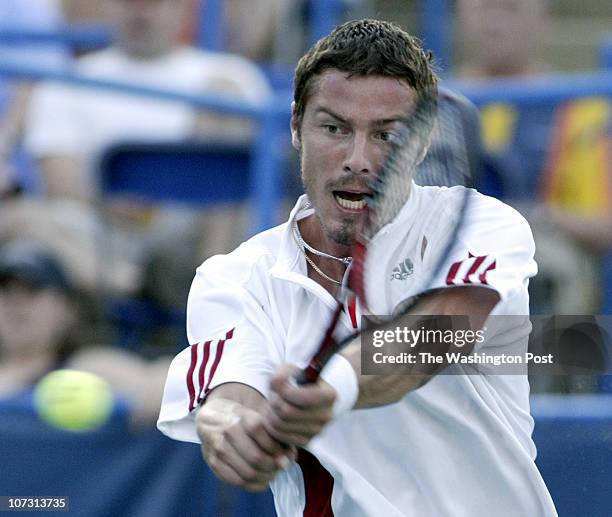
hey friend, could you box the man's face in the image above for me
[291,70,417,247]
[108,0,186,59]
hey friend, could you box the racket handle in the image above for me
[295,305,343,384]
[295,330,360,385]
[295,335,338,385]
[295,366,320,385]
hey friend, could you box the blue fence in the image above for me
[451,70,612,107]
[0,393,275,517]
[1,57,609,225]
[1,393,610,517]
[0,25,112,50]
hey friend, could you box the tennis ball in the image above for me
[34,369,114,432]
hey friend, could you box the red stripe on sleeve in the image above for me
[446,260,462,285]
[204,340,225,395]
[187,344,199,412]
[196,341,212,405]
[203,328,235,395]
[348,296,358,329]
[479,260,497,284]
[463,255,486,284]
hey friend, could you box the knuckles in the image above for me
[243,448,267,468]
[242,412,265,435]
[292,434,310,447]
[273,400,297,420]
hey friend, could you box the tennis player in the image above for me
[158,19,557,516]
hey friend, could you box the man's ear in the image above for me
[415,125,435,165]
[290,102,301,151]
[416,142,430,166]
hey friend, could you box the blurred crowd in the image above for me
[0,0,610,427]
[0,0,281,425]
[458,0,611,391]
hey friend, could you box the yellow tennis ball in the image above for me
[34,369,114,432]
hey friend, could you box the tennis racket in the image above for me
[296,87,481,384]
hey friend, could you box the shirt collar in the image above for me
[269,195,309,272]
[268,186,423,302]
[269,195,338,305]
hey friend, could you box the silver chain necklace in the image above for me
[291,211,352,286]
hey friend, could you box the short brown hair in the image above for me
[293,19,438,127]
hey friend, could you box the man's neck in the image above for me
[299,213,352,258]
[297,215,351,295]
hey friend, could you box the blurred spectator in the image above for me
[0,198,139,294]
[456,0,551,203]
[12,0,271,305]
[25,0,270,200]
[456,0,611,393]
[60,0,107,26]
[0,0,69,197]
[223,0,299,62]
[0,239,170,426]
[457,0,548,79]
[457,0,610,317]
[60,0,286,61]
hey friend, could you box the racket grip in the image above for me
[295,366,320,385]
[295,331,360,385]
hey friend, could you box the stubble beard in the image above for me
[318,214,355,247]
[302,169,357,249]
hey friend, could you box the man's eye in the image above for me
[378,131,397,142]
[324,124,342,135]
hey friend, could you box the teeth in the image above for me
[335,194,366,210]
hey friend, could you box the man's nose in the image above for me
[342,133,375,175]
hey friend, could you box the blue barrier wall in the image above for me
[0,393,275,517]
[1,394,611,517]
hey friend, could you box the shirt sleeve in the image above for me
[428,192,537,302]
[157,256,282,443]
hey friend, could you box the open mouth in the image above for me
[333,191,369,211]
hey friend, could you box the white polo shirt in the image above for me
[158,186,557,517]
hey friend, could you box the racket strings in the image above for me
[361,90,475,317]
[369,93,439,235]
[416,100,472,188]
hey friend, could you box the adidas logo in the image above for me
[391,258,414,281]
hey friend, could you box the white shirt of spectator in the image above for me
[24,46,271,188]
[158,186,557,517]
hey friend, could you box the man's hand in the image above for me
[264,364,337,447]
[196,397,296,492]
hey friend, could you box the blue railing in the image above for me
[0,25,112,49]
[451,70,612,106]
[420,0,452,72]
[197,0,224,51]
[0,60,290,234]
[1,58,611,230]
